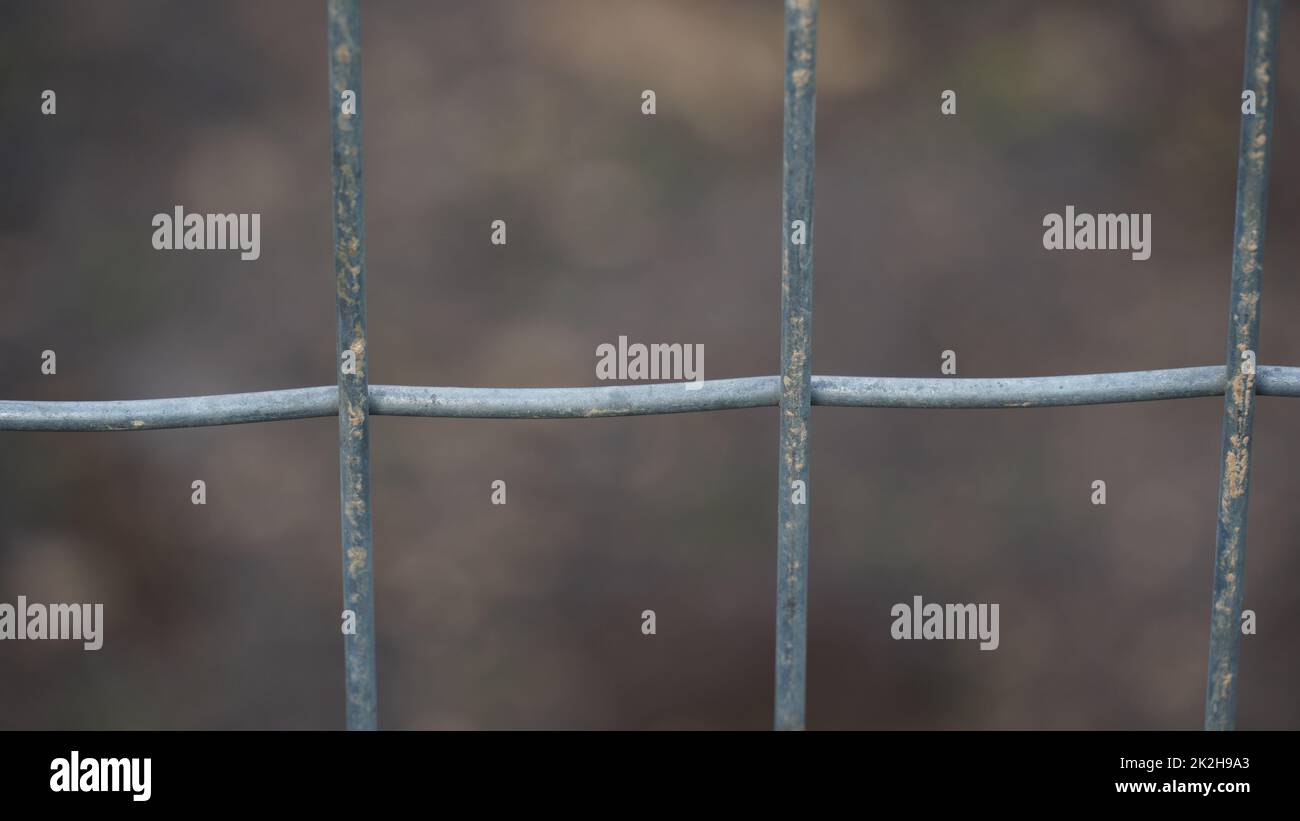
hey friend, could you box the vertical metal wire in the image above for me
[328,0,377,731]
[1205,0,1279,732]
[774,0,818,732]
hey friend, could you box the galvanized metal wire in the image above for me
[6,366,1300,431]
[1205,0,1279,732]
[775,0,818,732]
[328,0,378,731]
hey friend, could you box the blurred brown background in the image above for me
[1,0,1299,729]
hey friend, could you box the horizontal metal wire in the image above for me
[4,365,1300,432]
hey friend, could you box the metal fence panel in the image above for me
[0,0,1284,731]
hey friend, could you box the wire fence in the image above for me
[0,0,1283,731]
